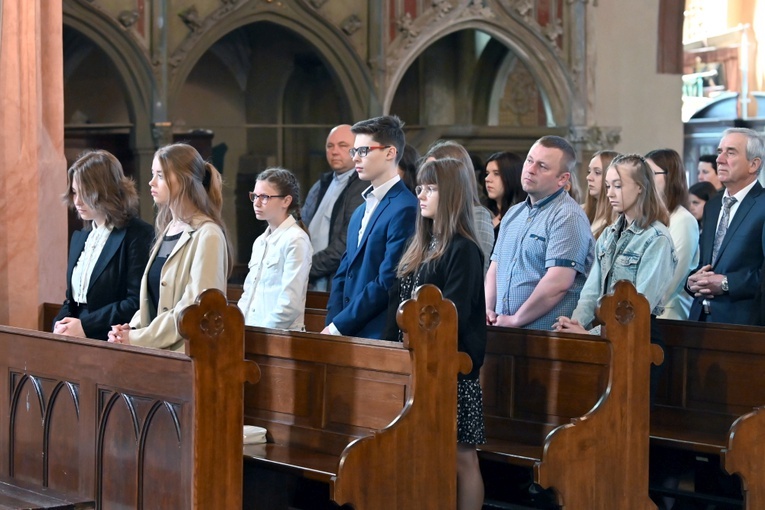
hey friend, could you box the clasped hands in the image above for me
[107,324,131,345]
[485,309,520,328]
[687,264,725,298]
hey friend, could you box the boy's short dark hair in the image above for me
[351,115,406,165]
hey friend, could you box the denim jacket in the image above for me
[572,215,677,331]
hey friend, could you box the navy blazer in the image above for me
[53,216,154,339]
[688,181,765,325]
[326,180,418,338]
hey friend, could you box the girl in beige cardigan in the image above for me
[108,143,232,351]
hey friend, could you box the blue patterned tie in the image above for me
[711,196,737,264]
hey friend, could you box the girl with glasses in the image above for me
[385,158,487,510]
[237,168,312,330]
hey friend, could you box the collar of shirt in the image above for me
[723,178,757,203]
[523,187,565,210]
[361,174,401,203]
[333,168,354,185]
[264,215,298,241]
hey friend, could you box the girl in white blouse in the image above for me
[238,168,312,330]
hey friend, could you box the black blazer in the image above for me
[53,216,154,339]
[688,181,765,325]
[383,235,486,379]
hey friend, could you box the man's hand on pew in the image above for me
[687,264,725,298]
[486,309,497,325]
[53,317,85,338]
[108,323,131,345]
[491,313,521,328]
[552,316,587,334]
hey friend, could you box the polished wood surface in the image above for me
[0,476,93,509]
[479,281,660,509]
[243,284,468,510]
[653,319,765,509]
[15,289,255,509]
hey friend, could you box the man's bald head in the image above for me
[326,124,355,173]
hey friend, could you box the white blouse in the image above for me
[71,222,113,304]
[659,206,700,320]
[238,216,312,330]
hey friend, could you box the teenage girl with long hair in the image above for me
[108,143,232,351]
[385,157,487,510]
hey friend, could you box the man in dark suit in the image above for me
[323,115,418,339]
[687,127,765,325]
[302,125,367,291]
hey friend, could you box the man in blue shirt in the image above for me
[485,135,594,330]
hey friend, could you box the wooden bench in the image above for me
[15,289,257,509]
[475,280,661,509]
[651,319,765,509]
[298,282,659,508]
[242,284,471,510]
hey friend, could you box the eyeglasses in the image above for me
[653,171,668,176]
[415,185,438,197]
[249,192,287,204]
[349,146,391,158]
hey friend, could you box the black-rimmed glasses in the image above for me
[349,145,391,158]
[249,192,287,204]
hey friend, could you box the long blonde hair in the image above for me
[153,143,233,274]
[584,150,619,239]
[397,158,479,277]
[610,154,669,229]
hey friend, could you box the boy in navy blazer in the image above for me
[323,116,418,338]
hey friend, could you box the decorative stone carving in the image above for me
[168,0,246,69]
[544,17,563,43]
[396,12,419,42]
[569,125,622,151]
[308,0,329,8]
[432,0,454,18]
[178,6,203,32]
[341,14,362,36]
[464,0,494,18]
[513,0,534,22]
[118,10,139,28]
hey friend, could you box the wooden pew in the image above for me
[476,280,661,509]
[651,319,765,508]
[12,289,257,509]
[242,284,471,510]
[301,282,659,508]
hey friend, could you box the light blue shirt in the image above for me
[492,188,594,330]
[572,215,677,331]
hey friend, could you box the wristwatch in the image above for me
[721,277,729,293]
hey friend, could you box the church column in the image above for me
[0,0,67,328]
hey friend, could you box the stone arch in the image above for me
[384,15,577,127]
[166,4,374,121]
[62,2,155,151]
